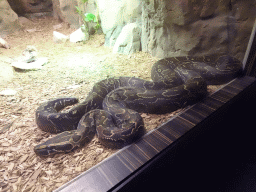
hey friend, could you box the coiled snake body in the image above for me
[34,55,242,156]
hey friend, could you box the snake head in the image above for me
[34,130,78,156]
[34,141,75,156]
[34,144,57,156]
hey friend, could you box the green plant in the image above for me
[75,0,100,35]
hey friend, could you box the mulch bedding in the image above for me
[0,16,222,192]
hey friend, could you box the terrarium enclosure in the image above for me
[0,0,256,191]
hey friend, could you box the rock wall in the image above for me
[52,0,79,29]
[94,0,256,60]
[0,0,21,38]
[1,0,255,60]
[140,0,256,60]
[52,0,99,30]
[7,0,52,15]
[97,0,142,47]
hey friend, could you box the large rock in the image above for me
[97,0,142,47]
[228,0,256,60]
[105,25,123,47]
[7,0,52,15]
[113,23,141,54]
[164,0,218,26]
[98,0,141,33]
[52,0,102,32]
[52,0,80,29]
[82,0,255,58]
[141,0,256,60]
[0,0,21,38]
[6,0,252,60]
[50,0,256,59]
[141,0,179,57]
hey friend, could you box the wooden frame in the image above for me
[243,19,256,76]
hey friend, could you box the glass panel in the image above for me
[0,0,255,191]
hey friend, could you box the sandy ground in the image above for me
[0,16,196,192]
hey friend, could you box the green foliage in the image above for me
[75,6,82,16]
[75,1,101,34]
[84,13,96,22]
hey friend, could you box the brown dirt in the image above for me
[0,16,222,192]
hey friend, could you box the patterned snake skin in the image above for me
[34,55,242,156]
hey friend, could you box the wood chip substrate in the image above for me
[0,16,223,192]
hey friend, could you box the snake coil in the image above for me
[34,55,242,156]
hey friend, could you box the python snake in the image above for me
[34,55,242,156]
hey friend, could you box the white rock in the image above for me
[0,89,17,96]
[113,23,141,54]
[12,57,48,71]
[69,28,88,43]
[97,0,141,34]
[66,85,81,90]
[0,37,10,49]
[53,31,69,43]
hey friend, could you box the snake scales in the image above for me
[34,55,242,156]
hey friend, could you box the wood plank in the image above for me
[243,19,256,75]
[116,149,143,171]
[54,76,256,192]
[210,88,234,103]
[179,107,206,125]
[201,96,224,111]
